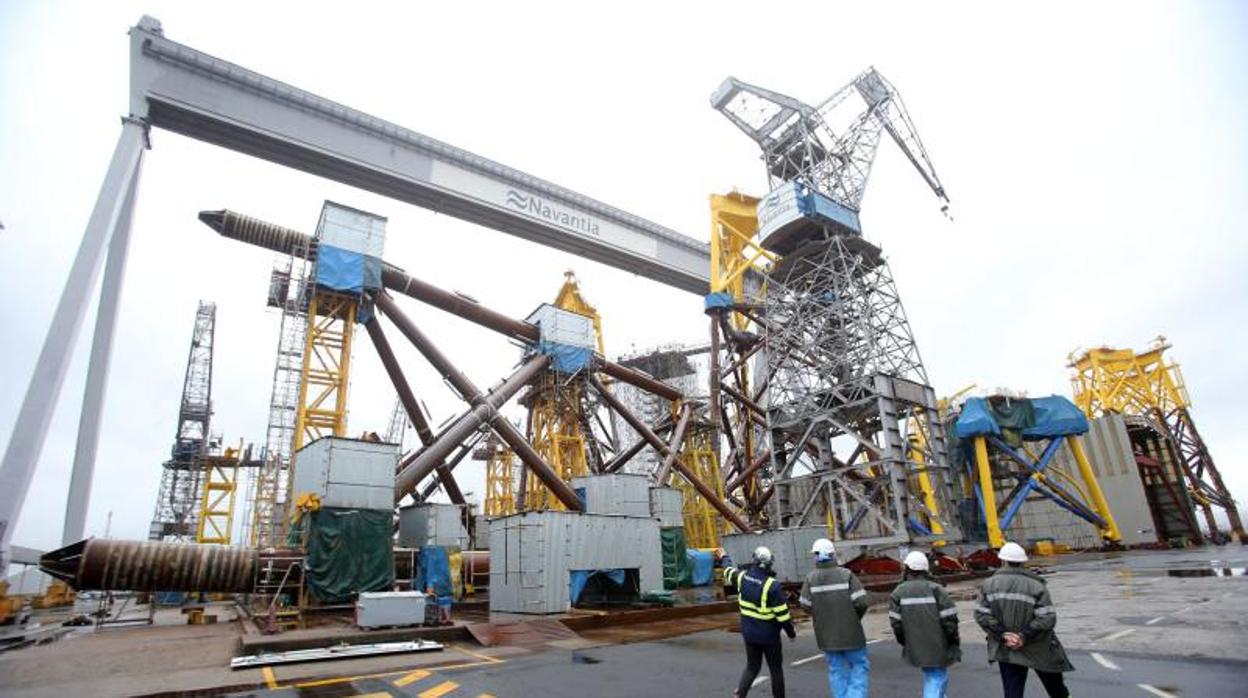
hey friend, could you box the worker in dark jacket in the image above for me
[889,551,961,697]
[800,538,869,698]
[733,546,795,697]
[974,542,1074,698]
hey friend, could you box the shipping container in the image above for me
[291,437,398,511]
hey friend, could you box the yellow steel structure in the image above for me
[972,435,1005,548]
[677,424,726,548]
[293,290,357,451]
[1070,339,1244,541]
[196,445,243,545]
[524,375,591,511]
[708,193,774,518]
[709,192,775,302]
[484,443,517,517]
[522,273,599,511]
[904,385,975,542]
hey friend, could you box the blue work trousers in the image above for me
[922,666,949,697]
[824,647,869,698]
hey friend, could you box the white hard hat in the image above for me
[998,542,1028,563]
[811,538,836,556]
[904,550,930,572]
[753,546,774,566]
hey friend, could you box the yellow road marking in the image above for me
[478,694,497,698]
[353,693,394,698]
[261,667,277,689]
[452,644,505,664]
[418,681,459,698]
[394,669,432,687]
[290,657,508,689]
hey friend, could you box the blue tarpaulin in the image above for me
[687,549,714,587]
[704,292,735,310]
[315,244,382,295]
[1024,396,1089,438]
[954,398,1001,438]
[569,569,626,604]
[414,546,453,606]
[537,341,593,373]
[955,396,1089,440]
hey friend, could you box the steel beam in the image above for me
[591,375,751,533]
[364,316,464,505]
[130,16,710,293]
[0,119,147,572]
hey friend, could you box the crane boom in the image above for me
[711,68,949,214]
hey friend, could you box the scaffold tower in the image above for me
[149,301,216,542]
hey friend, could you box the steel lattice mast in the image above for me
[148,301,216,541]
[712,69,960,546]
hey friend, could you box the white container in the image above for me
[649,487,684,528]
[570,474,652,518]
[355,591,426,629]
[291,437,398,511]
[398,503,469,549]
[488,511,663,614]
[525,303,595,350]
[316,200,387,259]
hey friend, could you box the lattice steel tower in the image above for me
[712,69,960,546]
[149,301,217,541]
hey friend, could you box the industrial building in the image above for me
[0,11,1245,698]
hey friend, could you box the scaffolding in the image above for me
[148,302,216,542]
[523,375,592,511]
[479,435,518,517]
[678,421,725,548]
[247,247,311,549]
[1069,340,1245,542]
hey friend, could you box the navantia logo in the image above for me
[505,189,601,237]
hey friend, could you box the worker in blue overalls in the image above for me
[724,546,795,697]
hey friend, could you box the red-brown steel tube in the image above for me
[365,315,464,505]
[655,403,694,485]
[591,375,752,533]
[39,538,279,593]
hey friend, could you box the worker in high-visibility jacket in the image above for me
[800,538,870,698]
[731,546,795,698]
[974,542,1073,698]
[889,551,961,698]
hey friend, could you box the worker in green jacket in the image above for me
[889,551,961,697]
[800,538,869,698]
[974,542,1074,698]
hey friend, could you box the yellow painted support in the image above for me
[974,436,1005,549]
[709,192,775,302]
[552,271,604,354]
[484,445,517,517]
[906,437,945,541]
[293,290,357,451]
[524,375,590,511]
[679,426,725,548]
[196,447,241,545]
[1066,436,1123,542]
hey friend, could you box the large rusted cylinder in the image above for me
[463,550,489,590]
[40,539,268,593]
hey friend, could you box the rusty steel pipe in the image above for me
[418,433,481,502]
[725,449,772,495]
[394,354,548,499]
[655,403,694,485]
[604,423,673,473]
[365,315,464,505]
[721,383,767,420]
[600,361,683,402]
[377,294,582,510]
[39,538,283,593]
[591,375,751,533]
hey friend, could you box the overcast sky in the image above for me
[1,1,1246,553]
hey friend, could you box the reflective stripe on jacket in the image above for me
[974,566,1073,672]
[736,565,792,645]
[889,574,961,668]
[799,561,868,650]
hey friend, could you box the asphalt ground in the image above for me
[234,627,1247,697]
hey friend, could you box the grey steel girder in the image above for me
[127,16,711,293]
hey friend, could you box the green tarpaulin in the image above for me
[660,527,693,590]
[302,508,394,603]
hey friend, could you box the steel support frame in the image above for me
[0,118,148,571]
